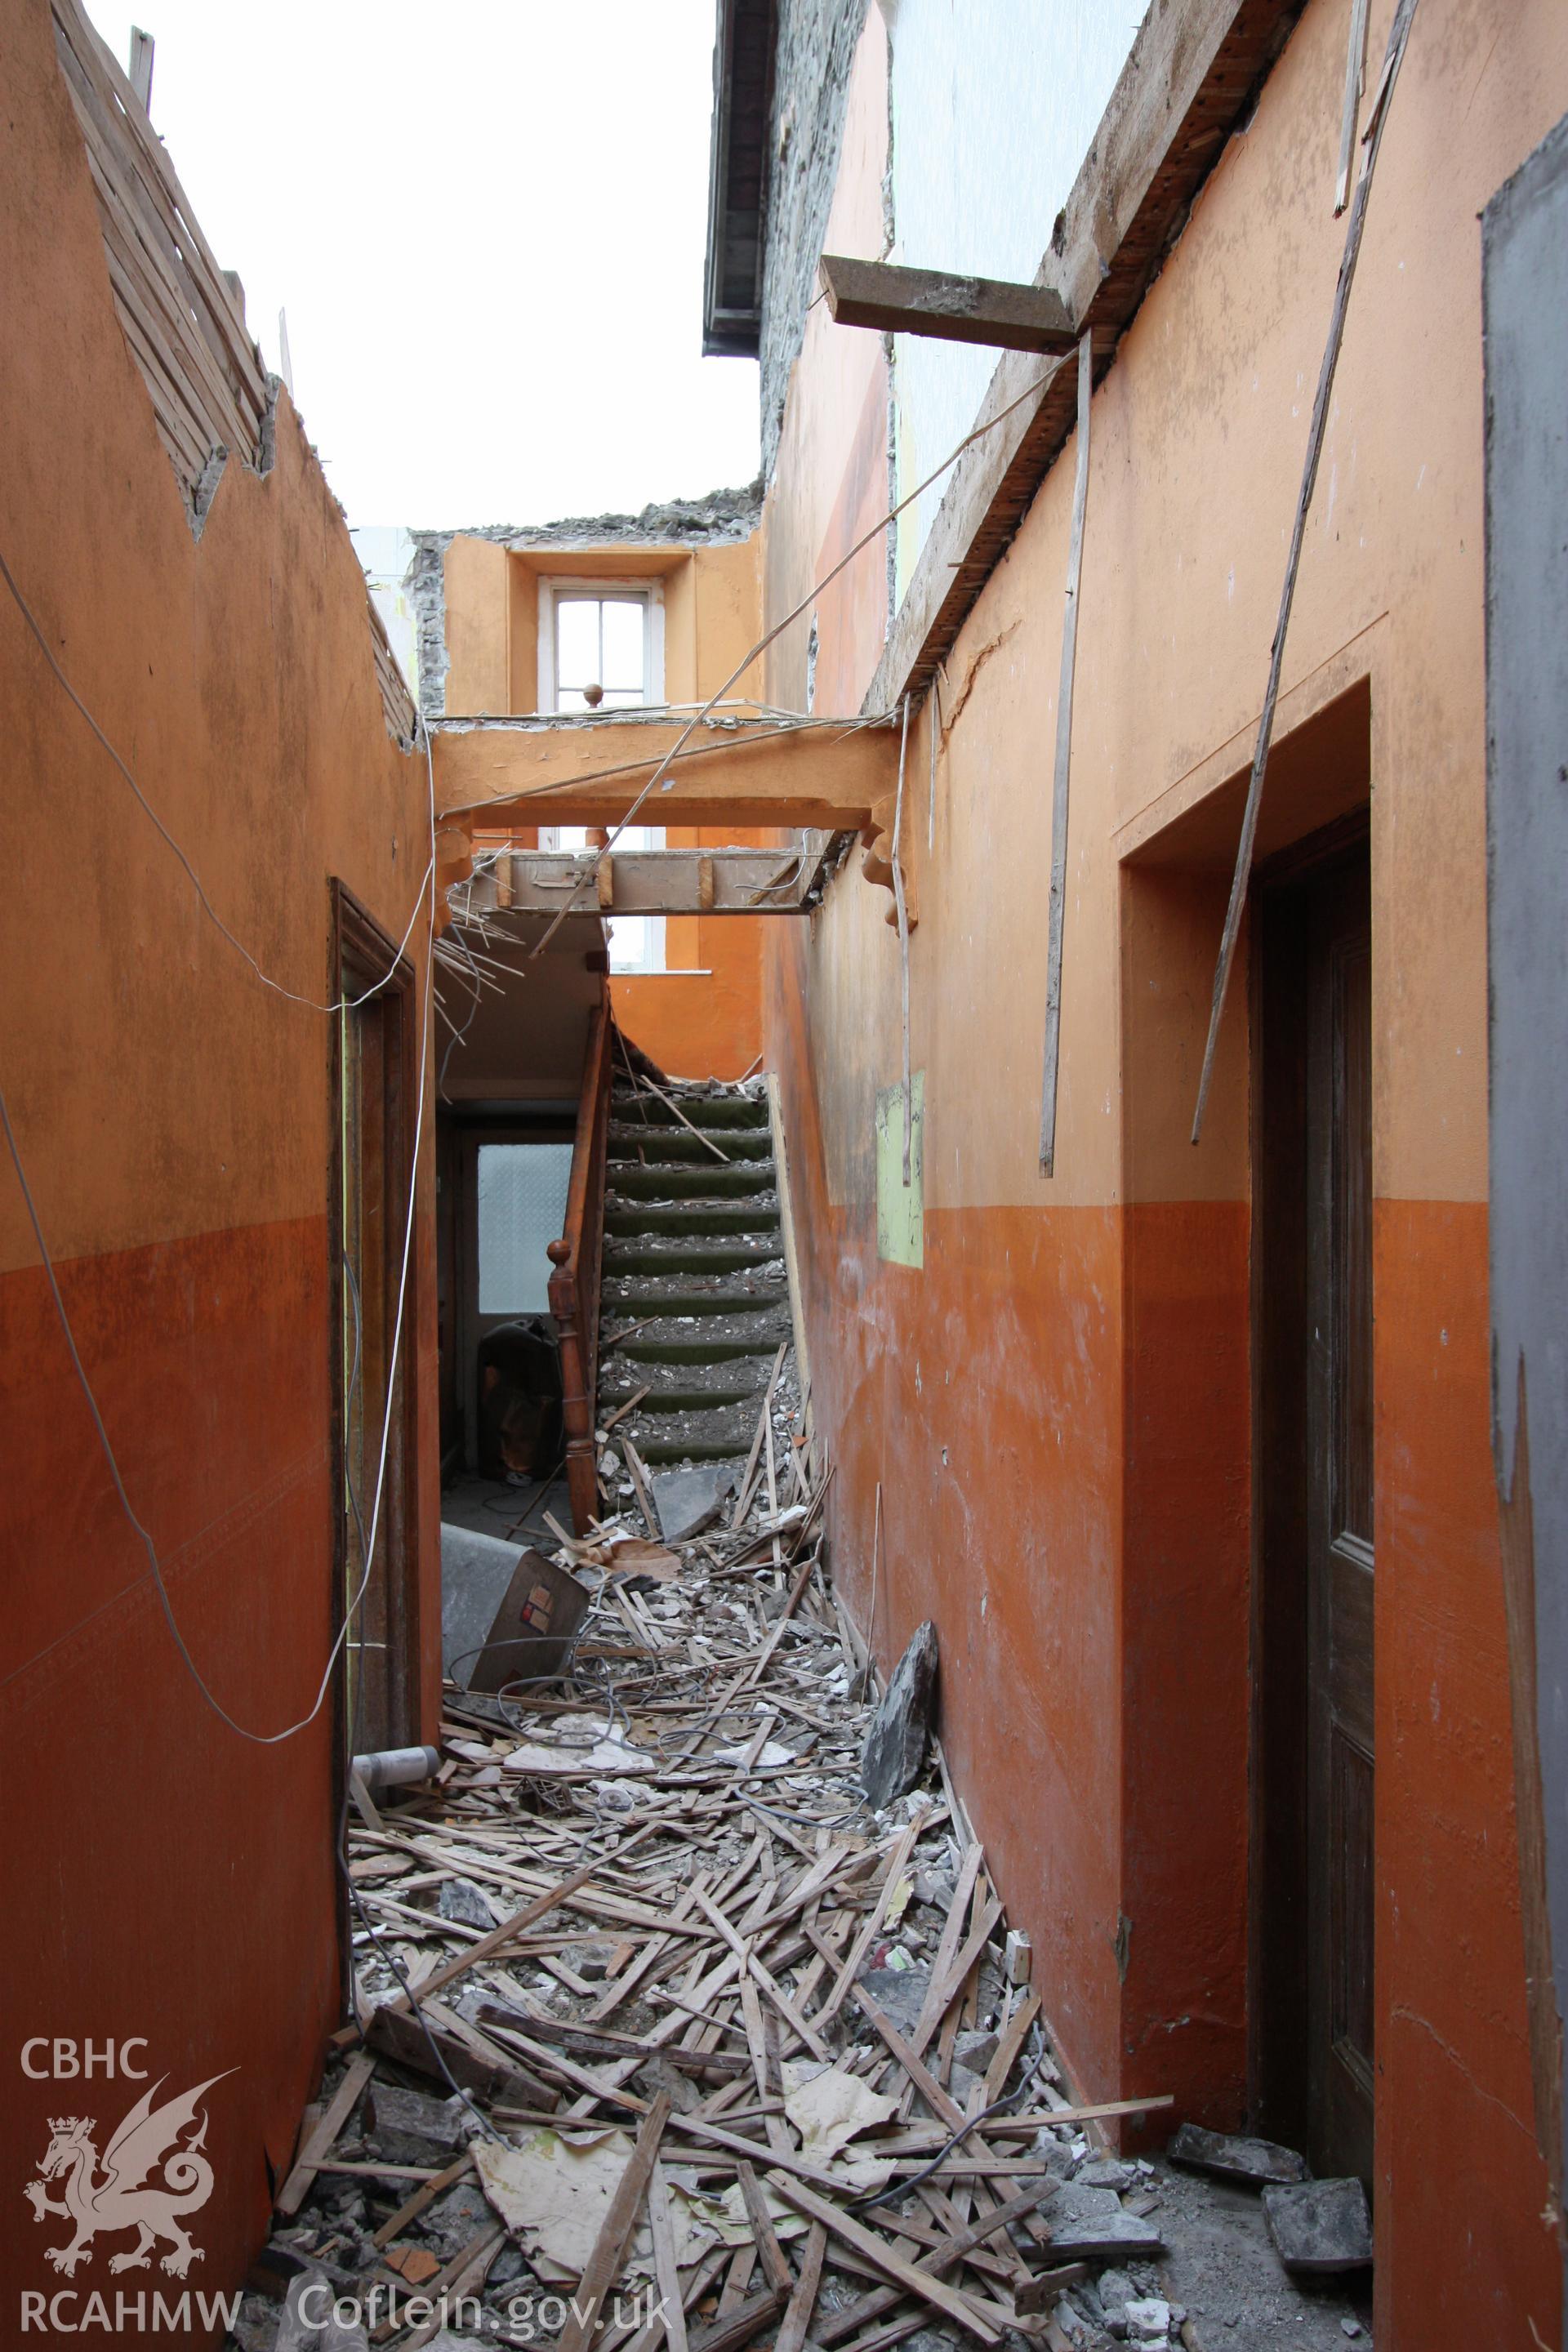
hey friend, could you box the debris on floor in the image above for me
[233,1086,1373,2352]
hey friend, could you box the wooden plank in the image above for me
[648,2160,692,2352]
[475,2001,749,2076]
[402,2224,506,2352]
[557,2092,672,2352]
[736,2159,795,2301]
[819,255,1076,354]
[382,1856,605,2014]
[274,2053,374,2216]
[370,2149,475,2250]
[766,2177,1010,2343]
[696,1886,832,2060]
[688,2288,787,2352]
[774,2221,827,2352]
[982,1991,1040,2105]
[368,1998,555,2108]
[909,1841,986,2059]
[127,24,154,110]
[816,1817,927,2024]
[1190,0,1422,1142]
[852,1984,966,2131]
[1334,0,1371,213]
[1038,334,1094,1178]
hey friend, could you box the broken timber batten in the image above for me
[1038,336,1094,1178]
[818,254,1081,354]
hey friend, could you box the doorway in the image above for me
[332,883,421,1757]
[457,1129,572,1476]
[1254,819,1374,2185]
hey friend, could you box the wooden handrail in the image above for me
[548,1001,614,1535]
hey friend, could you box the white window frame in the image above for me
[537,577,665,713]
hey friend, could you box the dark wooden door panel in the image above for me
[1305,858,1375,2187]
[1254,826,1374,2187]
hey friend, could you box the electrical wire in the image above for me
[850,2035,1056,2213]
[0,723,439,1744]
[333,1253,506,2145]
[516,354,1071,947]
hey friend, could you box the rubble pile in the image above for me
[234,1325,1370,2351]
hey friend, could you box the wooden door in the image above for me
[1303,858,1375,2183]
[1254,828,1374,2185]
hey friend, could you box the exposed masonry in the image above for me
[403,483,764,716]
[761,0,871,479]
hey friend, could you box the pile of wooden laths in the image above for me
[247,1410,1169,2352]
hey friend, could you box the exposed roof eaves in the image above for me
[703,0,777,358]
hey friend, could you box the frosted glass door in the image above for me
[477,1143,573,1314]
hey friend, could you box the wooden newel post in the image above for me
[548,1235,596,1531]
[548,1002,614,1535]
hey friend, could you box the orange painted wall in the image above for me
[759,2,1566,2341]
[1,0,439,2318]
[443,533,768,1077]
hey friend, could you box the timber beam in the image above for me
[474,835,844,918]
[431,711,897,834]
[818,255,1081,354]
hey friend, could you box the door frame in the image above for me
[1248,808,1373,2154]
[328,880,422,1762]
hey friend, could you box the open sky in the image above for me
[84,1,763,532]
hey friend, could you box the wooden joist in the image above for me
[479,837,839,919]
[818,256,1077,354]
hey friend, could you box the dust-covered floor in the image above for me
[233,1339,1371,2352]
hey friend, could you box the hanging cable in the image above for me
[0,720,439,1745]
[519,353,1073,948]
[0,544,433,1014]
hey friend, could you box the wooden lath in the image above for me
[51,0,269,482]
[49,0,420,753]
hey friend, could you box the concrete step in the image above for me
[604,1200,781,1241]
[608,1163,778,1201]
[612,1089,770,1132]
[612,1400,760,1463]
[602,1356,772,1413]
[606,1115,775,1161]
[607,1307,792,1363]
[603,1234,785,1279]
[608,1122,774,1164]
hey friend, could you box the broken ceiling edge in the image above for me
[863,0,1310,717]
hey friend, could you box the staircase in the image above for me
[598,1081,788,1475]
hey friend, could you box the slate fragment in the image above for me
[652,1463,733,1544]
[861,1620,938,1806]
[1263,2177,1374,2273]
[1169,2120,1308,2188]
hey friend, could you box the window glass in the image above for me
[599,599,645,687]
[554,595,647,710]
[555,599,600,688]
[477,1143,573,1315]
